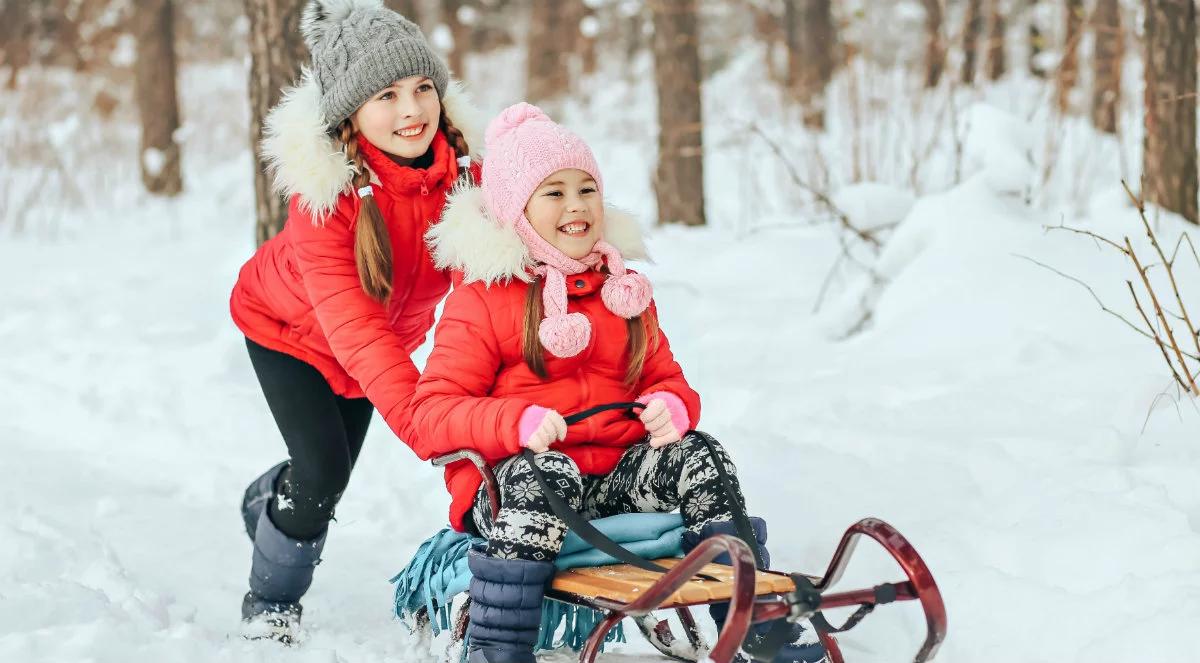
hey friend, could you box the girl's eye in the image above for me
[378,91,395,101]
[417,83,434,92]
[544,190,562,197]
[580,187,596,194]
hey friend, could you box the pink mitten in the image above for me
[636,392,689,448]
[517,405,567,453]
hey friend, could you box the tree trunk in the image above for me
[921,0,945,88]
[650,0,705,226]
[0,0,33,89]
[1143,0,1198,224]
[1091,0,1122,134]
[245,0,309,246]
[1028,0,1045,77]
[785,0,836,130]
[441,0,469,77]
[1056,0,1083,113]
[961,0,983,84]
[385,0,419,20]
[526,1,570,105]
[985,0,1006,80]
[133,0,183,196]
[566,0,598,77]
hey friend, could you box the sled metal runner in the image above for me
[430,446,947,663]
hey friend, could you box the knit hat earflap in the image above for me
[481,103,652,358]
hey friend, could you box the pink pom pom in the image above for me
[601,273,652,319]
[538,312,591,358]
[485,102,550,145]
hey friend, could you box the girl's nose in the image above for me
[397,94,420,118]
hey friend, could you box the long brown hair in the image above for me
[336,105,472,304]
[522,279,659,387]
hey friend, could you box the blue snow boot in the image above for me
[241,460,289,542]
[682,519,828,663]
[240,506,326,644]
[465,548,556,663]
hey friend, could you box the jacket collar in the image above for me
[425,185,650,286]
[359,131,458,196]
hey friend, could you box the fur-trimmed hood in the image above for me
[259,69,485,221]
[425,185,650,285]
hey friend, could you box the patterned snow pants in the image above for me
[470,433,746,561]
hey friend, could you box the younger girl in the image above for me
[411,104,825,663]
[228,0,479,639]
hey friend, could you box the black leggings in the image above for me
[246,338,374,540]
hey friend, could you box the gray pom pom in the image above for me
[299,0,384,50]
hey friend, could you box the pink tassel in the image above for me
[601,272,653,319]
[538,312,591,358]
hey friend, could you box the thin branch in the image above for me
[1044,222,1129,253]
[1167,231,1200,268]
[1126,281,1192,392]
[1125,237,1200,395]
[812,250,847,315]
[744,122,883,248]
[1014,254,1172,345]
[1123,180,1200,369]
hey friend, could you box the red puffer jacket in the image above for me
[231,129,474,444]
[412,206,701,530]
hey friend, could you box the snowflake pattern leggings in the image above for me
[470,433,746,561]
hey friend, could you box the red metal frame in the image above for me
[428,450,946,663]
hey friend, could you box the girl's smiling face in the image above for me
[350,76,440,163]
[524,169,604,260]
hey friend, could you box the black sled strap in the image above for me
[521,448,674,575]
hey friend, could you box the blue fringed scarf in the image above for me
[391,512,686,652]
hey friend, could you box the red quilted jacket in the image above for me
[231,131,472,443]
[410,268,701,531]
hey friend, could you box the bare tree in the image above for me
[526,1,571,104]
[961,0,983,84]
[785,0,836,129]
[1143,0,1198,224]
[133,0,183,195]
[246,0,309,245]
[1091,0,1122,134]
[1027,0,1045,77]
[1056,0,1083,113]
[1,1,34,89]
[385,0,418,18]
[441,0,470,77]
[985,0,1006,80]
[921,0,945,88]
[565,0,598,77]
[650,0,705,226]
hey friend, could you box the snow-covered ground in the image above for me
[3,49,1200,663]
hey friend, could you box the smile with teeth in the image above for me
[395,124,425,138]
[558,221,590,236]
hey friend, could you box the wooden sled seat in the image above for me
[549,558,800,609]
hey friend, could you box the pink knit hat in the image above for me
[481,103,652,359]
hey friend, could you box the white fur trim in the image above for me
[441,80,485,163]
[426,186,534,286]
[259,71,484,223]
[602,206,649,262]
[260,69,355,222]
[427,186,649,285]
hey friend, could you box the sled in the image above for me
[414,404,947,663]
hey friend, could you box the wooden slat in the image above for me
[549,559,798,608]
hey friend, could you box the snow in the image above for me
[3,47,1200,663]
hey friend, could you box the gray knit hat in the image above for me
[300,0,450,130]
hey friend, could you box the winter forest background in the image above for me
[4,1,1200,662]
